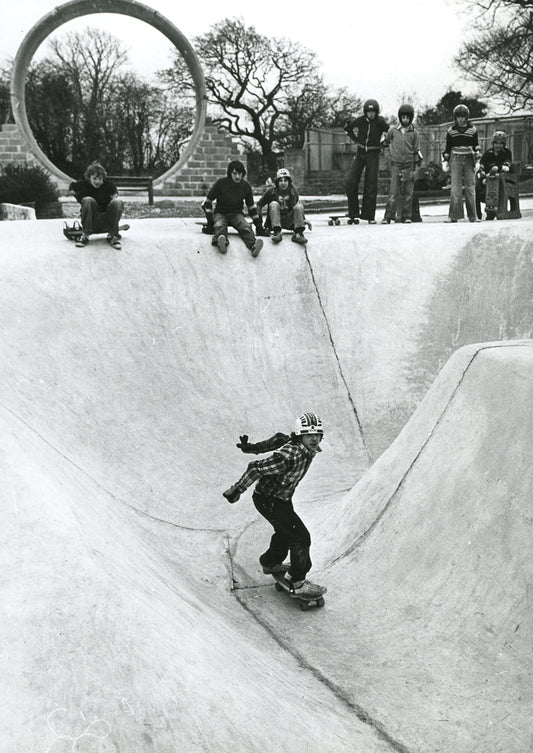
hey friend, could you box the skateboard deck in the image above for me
[63,222,130,241]
[328,215,359,226]
[485,174,500,212]
[272,572,327,611]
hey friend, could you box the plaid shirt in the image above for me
[234,440,318,501]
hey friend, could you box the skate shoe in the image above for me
[217,235,228,254]
[291,580,325,597]
[291,232,307,245]
[381,218,391,224]
[250,239,263,257]
[107,234,121,249]
[75,233,89,248]
[271,229,282,243]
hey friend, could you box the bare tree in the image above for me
[161,18,362,169]
[455,0,533,111]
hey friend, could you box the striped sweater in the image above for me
[443,123,480,161]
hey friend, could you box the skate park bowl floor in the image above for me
[1,215,532,753]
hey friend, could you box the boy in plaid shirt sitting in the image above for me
[223,413,324,597]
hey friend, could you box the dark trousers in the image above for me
[80,196,123,236]
[253,491,311,582]
[345,149,380,220]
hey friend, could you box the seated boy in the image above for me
[202,160,264,257]
[475,130,513,220]
[69,161,124,249]
[223,412,325,597]
[257,168,308,244]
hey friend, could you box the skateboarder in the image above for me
[256,168,308,244]
[476,130,513,220]
[69,161,124,249]
[223,413,325,597]
[343,99,389,224]
[442,104,481,222]
[381,103,423,224]
[202,160,265,257]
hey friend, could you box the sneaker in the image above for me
[217,235,228,254]
[271,229,282,243]
[445,218,458,223]
[381,218,391,224]
[107,235,121,249]
[291,232,307,245]
[291,580,325,597]
[75,233,89,248]
[403,219,412,224]
[250,238,263,257]
[368,219,377,224]
[261,562,288,575]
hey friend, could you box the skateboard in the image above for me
[328,215,359,226]
[272,572,327,611]
[484,173,500,218]
[63,221,130,241]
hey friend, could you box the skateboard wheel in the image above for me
[317,597,325,608]
[299,601,311,611]
[275,582,283,592]
[328,220,333,226]
[335,219,340,225]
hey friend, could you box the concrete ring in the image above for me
[10,0,207,188]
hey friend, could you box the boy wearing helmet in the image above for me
[343,99,389,224]
[442,104,481,222]
[476,131,513,220]
[223,413,324,597]
[382,104,423,224]
[202,160,264,257]
[257,168,308,244]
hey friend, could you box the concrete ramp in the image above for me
[1,216,532,752]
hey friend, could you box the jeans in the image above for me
[253,491,311,582]
[449,153,476,221]
[80,196,123,235]
[384,162,416,222]
[213,212,256,249]
[345,149,380,220]
[268,201,306,231]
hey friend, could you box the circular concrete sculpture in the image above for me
[10,0,207,187]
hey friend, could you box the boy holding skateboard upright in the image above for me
[223,413,325,597]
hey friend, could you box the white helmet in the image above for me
[276,168,291,181]
[294,412,324,436]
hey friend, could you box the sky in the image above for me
[1,0,479,118]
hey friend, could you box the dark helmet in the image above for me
[363,98,380,115]
[398,103,415,123]
[492,130,507,144]
[227,160,246,178]
[453,104,470,120]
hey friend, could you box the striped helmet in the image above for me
[294,413,324,436]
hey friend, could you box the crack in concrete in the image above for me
[303,248,371,465]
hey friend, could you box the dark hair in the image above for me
[84,161,107,180]
[227,160,246,178]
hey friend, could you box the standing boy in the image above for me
[344,99,389,224]
[223,413,325,597]
[69,161,124,249]
[442,104,481,222]
[257,168,308,245]
[202,160,264,257]
[382,104,423,224]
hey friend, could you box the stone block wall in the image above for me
[0,120,241,198]
[158,120,241,197]
[0,123,37,165]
